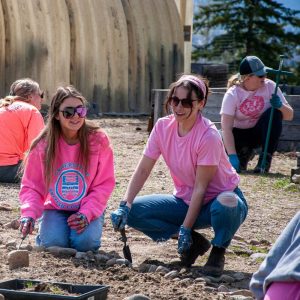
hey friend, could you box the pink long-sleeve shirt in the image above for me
[20,130,115,223]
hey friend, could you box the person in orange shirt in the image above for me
[0,78,44,183]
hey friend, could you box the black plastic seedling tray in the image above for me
[0,279,109,300]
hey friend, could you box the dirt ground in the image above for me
[0,117,299,300]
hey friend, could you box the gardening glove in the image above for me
[270,94,282,109]
[178,225,192,254]
[67,212,89,234]
[110,203,130,231]
[19,217,35,238]
[228,154,240,173]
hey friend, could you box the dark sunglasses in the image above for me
[59,106,87,119]
[250,74,266,79]
[40,91,44,98]
[170,96,197,108]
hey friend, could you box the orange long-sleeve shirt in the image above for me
[0,101,44,166]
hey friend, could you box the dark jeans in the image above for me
[233,108,283,156]
[0,161,22,183]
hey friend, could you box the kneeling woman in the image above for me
[111,74,248,276]
[19,86,115,252]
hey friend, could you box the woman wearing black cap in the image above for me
[220,56,294,173]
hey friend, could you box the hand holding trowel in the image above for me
[18,217,35,249]
[111,201,132,263]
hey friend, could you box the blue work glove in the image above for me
[110,203,130,230]
[67,212,89,234]
[270,94,282,109]
[178,225,192,254]
[228,154,240,173]
[19,217,35,238]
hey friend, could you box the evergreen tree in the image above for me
[193,0,300,83]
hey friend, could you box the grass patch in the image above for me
[273,178,290,189]
[230,245,251,257]
[249,245,269,254]
[255,257,265,264]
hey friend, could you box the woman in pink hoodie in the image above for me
[19,86,115,252]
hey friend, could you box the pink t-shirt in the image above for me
[265,282,300,300]
[220,79,288,129]
[0,101,44,165]
[20,131,115,223]
[144,114,239,205]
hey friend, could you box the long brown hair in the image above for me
[28,85,100,188]
[0,78,41,108]
[164,74,210,116]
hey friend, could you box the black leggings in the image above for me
[233,108,283,155]
[0,161,22,183]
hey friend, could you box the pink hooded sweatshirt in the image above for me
[20,130,115,223]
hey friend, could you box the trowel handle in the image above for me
[120,228,127,244]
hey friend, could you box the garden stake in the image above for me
[120,228,132,263]
[260,55,293,173]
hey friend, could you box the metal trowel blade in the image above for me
[120,228,132,263]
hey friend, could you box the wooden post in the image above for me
[147,89,169,132]
[174,0,194,73]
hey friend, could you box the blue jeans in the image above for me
[36,210,105,252]
[127,187,248,248]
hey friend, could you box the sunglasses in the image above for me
[40,91,44,98]
[250,74,266,79]
[170,96,197,108]
[59,106,87,119]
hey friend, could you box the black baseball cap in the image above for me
[239,56,272,76]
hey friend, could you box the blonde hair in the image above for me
[227,73,249,89]
[0,78,40,108]
[26,85,100,188]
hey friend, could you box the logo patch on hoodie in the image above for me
[51,169,87,209]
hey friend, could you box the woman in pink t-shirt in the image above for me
[220,56,293,173]
[111,74,248,277]
[0,78,44,183]
[19,86,115,252]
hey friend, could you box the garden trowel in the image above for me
[17,219,32,250]
[120,228,132,263]
[17,229,29,250]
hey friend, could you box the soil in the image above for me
[0,117,299,300]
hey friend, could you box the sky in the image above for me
[277,0,300,10]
